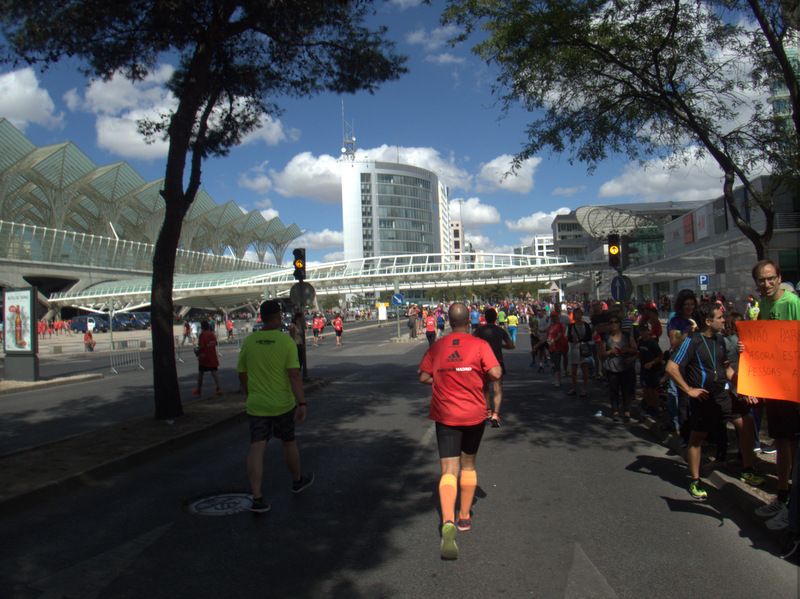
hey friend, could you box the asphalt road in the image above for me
[0,320,380,454]
[1,323,797,598]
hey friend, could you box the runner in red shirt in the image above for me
[425,312,437,346]
[312,314,324,345]
[547,311,568,387]
[332,314,343,346]
[192,320,221,396]
[418,303,501,560]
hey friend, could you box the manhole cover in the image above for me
[185,493,254,516]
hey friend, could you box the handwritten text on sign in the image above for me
[736,320,799,403]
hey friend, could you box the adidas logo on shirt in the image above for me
[446,350,462,363]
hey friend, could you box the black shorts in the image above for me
[764,398,800,440]
[690,388,748,433]
[435,421,485,459]
[640,369,662,389]
[313,329,320,338]
[530,334,540,348]
[248,409,296,443]
[335,330,342,337]
[199,365,217,373]
[437,324,445,331]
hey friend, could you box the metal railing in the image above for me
[110,348,145,373]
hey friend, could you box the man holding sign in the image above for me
[666,301,763,500]
[740,259,800,541]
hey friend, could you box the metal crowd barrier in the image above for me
[174,336,186,363]
[110,348,145,374]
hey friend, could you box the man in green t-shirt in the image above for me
[748,259,800,533]
[237,300,313,512]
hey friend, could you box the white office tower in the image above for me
[341,160,450,260]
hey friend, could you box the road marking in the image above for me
[565,542,618,598]
[30,522,173,599]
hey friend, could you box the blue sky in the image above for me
[0,0,730,265]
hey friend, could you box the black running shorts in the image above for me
[689,387,747,433]
[435,421,485,459]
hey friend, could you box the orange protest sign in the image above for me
[736,320,799,402]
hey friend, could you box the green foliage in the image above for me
[443,0,799,259]
[320,295,341,311]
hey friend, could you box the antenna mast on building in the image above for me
[341,99,356,162]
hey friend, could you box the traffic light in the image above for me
[621,237,637,270]
[608,234,621,270]
[292,248,306,281]
[596,271,603,287]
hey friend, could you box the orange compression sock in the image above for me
[439,473,458,523]
[459,469,477,519]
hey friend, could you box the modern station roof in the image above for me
[575,201,708,237]
[0,118,302,264]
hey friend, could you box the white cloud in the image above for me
[553,186,586,197]
[424,54,466,65]
[296,229,343,250]
[271,152,342,202]
[239,162,273,195]
[0,68,62,130]
[464,232,513,253]
[357,144,470,190]
[241,115,300,146]
[259,208,280,221]
[449,197,501,228]
[95,114,169,160]
[268,144,472,204]
[506,208,571,235]
[75,65,175,115]
[66,65,298,160]
[476,155,542,194]
[406,24,462,52]
[598,149,729,202]
[323,250,345,262]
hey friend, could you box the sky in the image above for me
[0,0,732,266]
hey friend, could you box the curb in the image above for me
[0,378,329,518]
[0,373,104,395]
[639,414,782,534]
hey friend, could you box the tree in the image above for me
[443,0,799,260]
[2,0,406,419]
[320,295,341,312]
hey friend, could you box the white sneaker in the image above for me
[755,499,786,517]
[553,380,561,387]
[766,506,789,531]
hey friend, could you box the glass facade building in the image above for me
[341,161,450,261]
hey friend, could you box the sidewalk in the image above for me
[0,376,328,517]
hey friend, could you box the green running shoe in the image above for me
[739,470,764,486]
[440,521,458,560]
[689,479,708,499]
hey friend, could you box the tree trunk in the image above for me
[150,198,188,420]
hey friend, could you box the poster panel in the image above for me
[4,288,34,354]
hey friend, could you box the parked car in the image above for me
[120,313,150,329]
[69,316,109,333]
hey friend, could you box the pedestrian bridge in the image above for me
[47,253,604,311]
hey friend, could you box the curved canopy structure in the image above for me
[0,118,302,261]
[576,201,708,237]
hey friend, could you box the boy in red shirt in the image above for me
[192,320,222,396]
